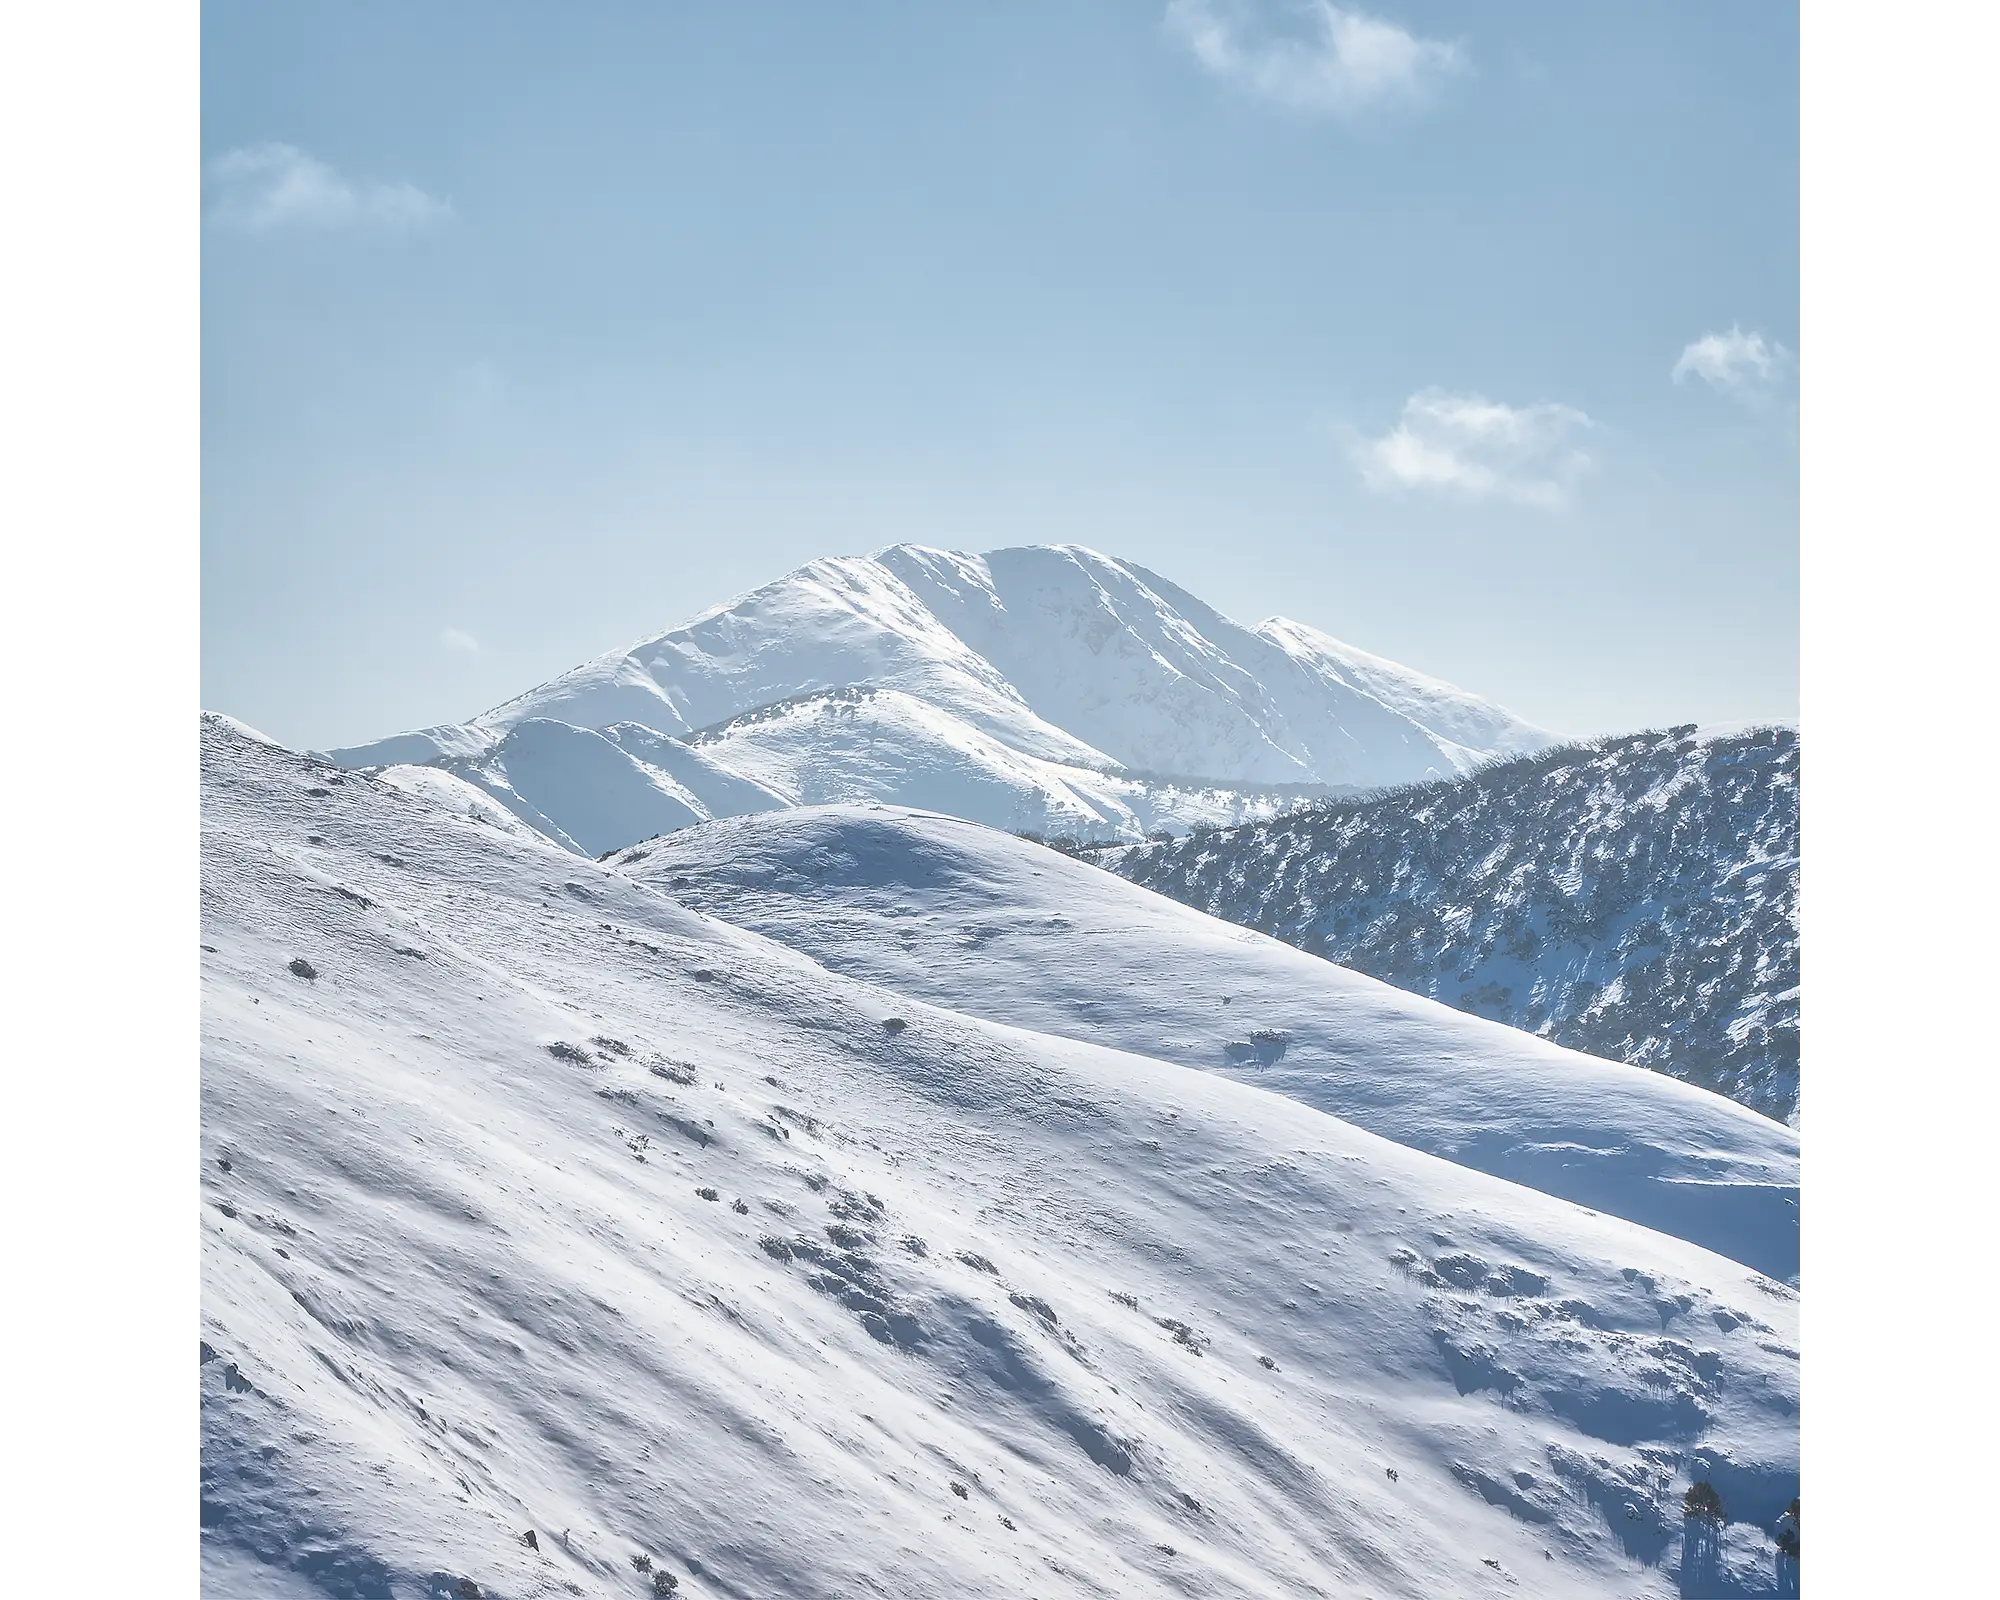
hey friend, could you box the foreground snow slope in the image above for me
[203,717,1798,1599]
[325,545,1553,849]
[625,807,1800,1284]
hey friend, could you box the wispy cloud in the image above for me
[441,628,481,654]
[1165,0,1464,117]
[205,143,450,234]
[1672,326,1794,407]
[1349,389,1596,510]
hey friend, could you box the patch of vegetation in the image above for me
[1683,1480,1725,1524]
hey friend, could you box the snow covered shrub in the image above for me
[1775,1496,1799,1559]
[651,1568,679,1594]
[546,1041,594,1066]
[1156,1317,1208,1355]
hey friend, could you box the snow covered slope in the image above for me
[673,685,1319,839]
[870,545,1550,784]
[1110,728,1801,1124]
[325,545,1552,851]
[204,715,1798,1599]
[622,806,1799,1284]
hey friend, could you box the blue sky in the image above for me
[202,0,1797,749]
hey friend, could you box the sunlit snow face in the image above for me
[200,714,1798,1599]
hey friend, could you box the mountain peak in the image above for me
[326,546,1553,856]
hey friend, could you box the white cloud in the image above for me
[441,628,481,654]
[205,144,450,233]
[1165,0,1464,117]
[1672,326,1793,402]
[1349,389,1596,510]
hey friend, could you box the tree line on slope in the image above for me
[1089,727,1799,1124]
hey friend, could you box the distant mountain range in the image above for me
[1106,727,1800,1125]
[327,544,1552,850]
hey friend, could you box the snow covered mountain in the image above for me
[326,545,1552,849]
[204,714,1799,1598]
[1108,727,1801,1124]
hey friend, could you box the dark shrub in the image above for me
[1775,1496,1799,1560]
[1683,1480,1724,1524]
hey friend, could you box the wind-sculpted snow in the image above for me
[1109,727,1800,1124]
[324,544,1551,851]
[625,805,1798,1284]
[202,715,1797,1598]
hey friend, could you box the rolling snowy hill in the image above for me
[625,804,1798,1283]
[1108,727,1801,1124]
[203,714,1798,1598]
[326,545,1552,849]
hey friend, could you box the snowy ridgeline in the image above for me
[202,715,1798,1599]
[325,543,1554,848]
[373,692,1329,859]
[1107,728,1800,1125]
